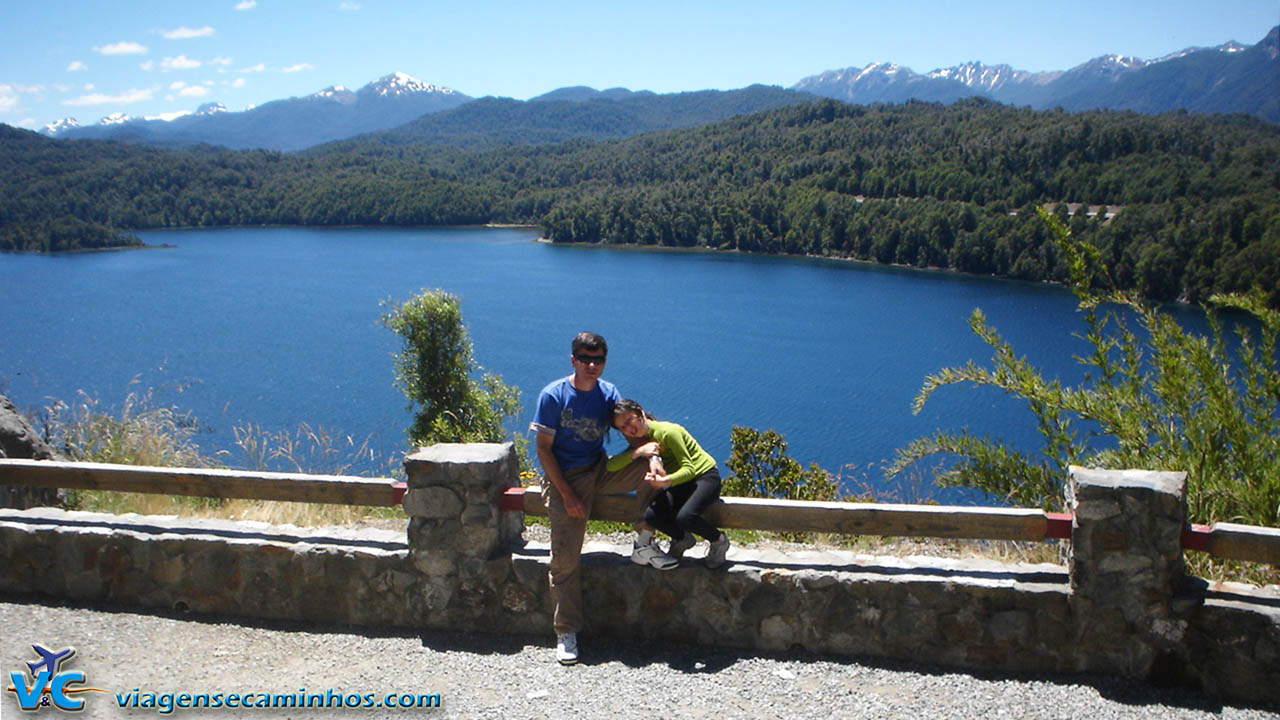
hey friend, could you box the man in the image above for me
[530,331,676,665]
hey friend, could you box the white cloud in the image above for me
[282,63,314,73]
[238,62,266,73]
[140,60,154,71]
[235,0,257,9]
[0,83,49,114]
[161,55,203,71]
[62,88,155,107]
[83,83,96,91]
[161,26,215,39]
[231,77,247,88]
[67,60,88,72]
[95,41,148,56]
[339,2,362,9]
[0,84,20,112]
[210,56,232,67]
[169,81,187,90]
[167,84,209,101]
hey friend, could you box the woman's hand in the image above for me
[645,473,672,489]
[631,441,661,459]
[645,455,671,488]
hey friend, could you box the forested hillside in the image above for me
[3,98,1277,303]
[330,84,813,149]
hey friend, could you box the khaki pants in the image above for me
[543,454,656,635]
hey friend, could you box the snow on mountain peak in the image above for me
[366,71,456,97]
[1154,40,1251,64]
[98,112,132,126]
[41,117,80,135]
[310,85,356,103]
[866,62,906,77]
[195,102,227,116]
[1069,53,1150,81]
[929,62,1016,90]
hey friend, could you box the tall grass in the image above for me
[44,379,207,468]
[37,379,404,528]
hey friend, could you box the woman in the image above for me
[606,398,730,568]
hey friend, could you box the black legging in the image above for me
[644,467,722,542]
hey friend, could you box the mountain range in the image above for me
[795,27,1276,118]
[325,84,813,150]
[45,72,472,151]
[39,26,1277,151]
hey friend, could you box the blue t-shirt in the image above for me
[530,375,620,470]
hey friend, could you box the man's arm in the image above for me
[536,432,585,519]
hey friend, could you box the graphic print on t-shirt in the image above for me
[560,407,604,444]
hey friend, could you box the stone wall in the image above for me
[1,444,1277,707]
[0,509,416,626]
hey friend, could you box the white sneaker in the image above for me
[632,540,679,570]
[556,633,579,665]
[667,533,696,560]
[706,533,730,569]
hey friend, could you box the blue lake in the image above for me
[0,226,1210,504]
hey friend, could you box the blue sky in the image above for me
[2,0,1276,130]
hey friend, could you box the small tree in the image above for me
[382,289,522,454]
[724,426,839,502]
[889,209,1280,529]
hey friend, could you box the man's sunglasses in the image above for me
[574,353,607,365]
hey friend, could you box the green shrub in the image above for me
[381,289,526,463]
[724,425,839,502]
[722,426,839,544]
[890,209,1280,529]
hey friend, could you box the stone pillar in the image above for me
[1067,465,1190,678]
[403,442,519,629]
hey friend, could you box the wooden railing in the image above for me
[0,458,406,506]
[3,458,1278,566]
[499,486,1280,564]
[500,485,1072,541]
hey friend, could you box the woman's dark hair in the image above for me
[613,398,656,424]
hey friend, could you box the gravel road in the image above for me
[3,596,1276,719]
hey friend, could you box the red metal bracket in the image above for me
[1182,523,1212,552]
[1045,512,1073,539]
[499,486,527,512]
[1043,513,1213,552]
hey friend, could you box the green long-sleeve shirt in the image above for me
[606,420,717,486]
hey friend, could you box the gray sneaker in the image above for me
[705,533,730,569]
[632,539,679,570]
[667,533,696,560]
[556,633,579,665]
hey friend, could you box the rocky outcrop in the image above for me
[0,393,63,508]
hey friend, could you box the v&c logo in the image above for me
[6,643,108,713]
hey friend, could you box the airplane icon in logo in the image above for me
[26,644,76,677]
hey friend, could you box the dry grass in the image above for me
[68,490,406,528]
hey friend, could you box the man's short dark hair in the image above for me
[572,331,607,356]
